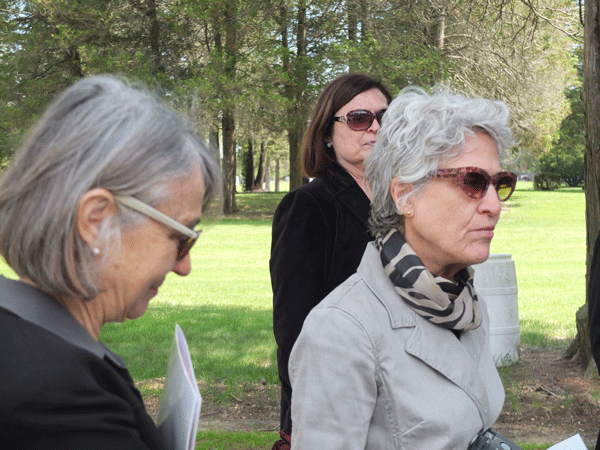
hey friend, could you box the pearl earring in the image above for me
[92,248,100,255]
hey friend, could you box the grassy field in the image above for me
[0,182,589,449]
[490,182,586,346]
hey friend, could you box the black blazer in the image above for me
[270,163,372,434]
[0,276,167,450]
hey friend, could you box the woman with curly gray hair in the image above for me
[0,75,220,450]
[289,86,518,449]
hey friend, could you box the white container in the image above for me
[472,254,520,367]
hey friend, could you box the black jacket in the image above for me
[270,163,372,434]
[0,276,167,450]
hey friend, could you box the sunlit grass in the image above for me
[195,431,277,450]
[491,181,585,346]
[0,184,586,371]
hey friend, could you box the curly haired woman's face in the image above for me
[330,88,389,176]
[400,131,503,280]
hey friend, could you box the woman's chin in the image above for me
[126,292,155,320]
[467,247,491,267]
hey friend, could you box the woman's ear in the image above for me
[390,178,414,215]
[77,188,118,246]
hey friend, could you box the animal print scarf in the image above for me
[375,229,482,331]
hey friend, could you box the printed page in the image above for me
[547,434,587,450]
[156,324,202,450]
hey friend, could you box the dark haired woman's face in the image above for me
[329,88,389,176]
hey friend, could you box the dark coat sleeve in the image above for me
[0,311,166,450]
[270,172,372,435]
[270,188,335,434]
[589,232,600,371]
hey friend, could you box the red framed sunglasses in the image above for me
[435,166,517,202]
[333,109,386,131]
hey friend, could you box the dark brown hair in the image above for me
[301,73,392,178]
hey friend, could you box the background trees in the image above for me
[0,0,582,198]
[537,86,585,188]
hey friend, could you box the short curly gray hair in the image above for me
[364,86,514,238]
[0,75,221,299]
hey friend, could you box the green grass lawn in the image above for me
[0,182,590,449]
[491,182,586,346]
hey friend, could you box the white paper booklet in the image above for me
[547,434,587,450]
[156,324,202,450]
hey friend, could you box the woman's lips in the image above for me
[474,227,495,239]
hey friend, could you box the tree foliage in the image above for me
[0,0,583,205]
[538,86,585,188]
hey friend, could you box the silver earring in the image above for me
[325,142,332,149]
[92,248,100,255]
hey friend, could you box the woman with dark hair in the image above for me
[0,75,221,450]
[270,73,392,448]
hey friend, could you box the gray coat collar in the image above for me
[0,276,126,368]
[356,243,495,422]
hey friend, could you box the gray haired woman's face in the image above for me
[392,130,503,280]
[96,169,205,325]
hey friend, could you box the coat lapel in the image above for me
[404,320,492,422]
[324,163,371,229]
[358,244,493,424]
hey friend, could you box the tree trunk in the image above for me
[209,125,220,168]
[222,107,237,213]
[253,140,267,190]
[244,137,254,192]
[348,0,358,72]
[290,0,307,191]
[275,158,280,192]
[220,0,238,214]
[65,45,84,78]
[576,0,600,375]
[147,0,164,76]
[281,1,308,192]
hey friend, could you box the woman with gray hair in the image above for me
[289,86,518,449]
[0,75,220,449]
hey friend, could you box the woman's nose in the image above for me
[172,253,192,276]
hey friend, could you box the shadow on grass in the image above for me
[196,430,277,450]
[100,304,278,387]
[226,192,287,221]
[519,319,573,349]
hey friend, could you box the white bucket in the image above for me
[472,254,520,367]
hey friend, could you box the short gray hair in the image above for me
[365,86,514,238]
[0,74,221,299]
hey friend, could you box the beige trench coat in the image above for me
[289,243,505,450]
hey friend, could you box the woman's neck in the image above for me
[337,161,372,200]
[21,277,103,340]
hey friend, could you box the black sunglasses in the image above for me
[333,109,386,131]
[435,166,517,202]
[115,195,201,261]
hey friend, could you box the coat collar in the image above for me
[0,276,126,368]
[321,163,371,227]
[356,243,494,421]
